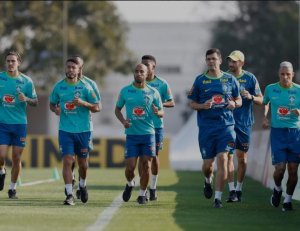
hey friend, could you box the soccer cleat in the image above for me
[204,182,213,199]
[149,188,157,201]
[236,190,242,202]
[79,186,88,203]
[137,195,147,204]
[270,188,282,207]
[64,194,75,206]
[226,190,238,202]
[282,202,293,212]
[122,184,134,202]
[8,189,18,199]
[213,198,223,208]
[0,172,6,191]
[76,189,81,199]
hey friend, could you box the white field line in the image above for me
[20,178,57,187]
[85,193,124,231]
[86,177,140,231]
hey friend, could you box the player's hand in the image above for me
[226,99,236,110]
[241,89,251,100]
[18,92,28,102]
[73,97,84,106]
[262,117,269,129]
[291,109,300,116]
[54,105,61,116]
[152,104,159,115]
[123,119,131,128]
[201,99,213,110]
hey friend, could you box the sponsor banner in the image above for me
[4,136,169,168]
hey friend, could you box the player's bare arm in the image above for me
[72,97,100,112]
[18,92,38,106]
[189,99,212,110]
[49,103,61,116]
[163,99,175,108]
[115,106,130,128]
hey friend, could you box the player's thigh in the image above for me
[59,130,75,157]
[235,126,251,152]
[155,128,164,155]
[287,128,300,164]
[216,125,236,154]
[140,134,156,158]
[74,131,92,159]
[270,128,288,165]
[198,127,216,159]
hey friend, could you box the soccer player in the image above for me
[49,57,100,205]
[65,55,102,200]
[138,55,175,201]
[0,51,38,199]
[225,50,263,202]
[262,61,300,212]
[187,48,242,208]
[115,63,163,205]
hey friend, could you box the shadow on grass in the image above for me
[169,171,300,231]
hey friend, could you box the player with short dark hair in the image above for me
[188,48,242,208]
[115,63,163,205]
[50,57,100,205]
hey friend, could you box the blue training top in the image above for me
[188,71,240,127]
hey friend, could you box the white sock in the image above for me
[236,182,243,191]
[150,175,158,189]
[214,191,222,200]
[205,177,212,184]
[0,168,6,175]
[65,184,73,195]
[283,194,292,203]
[9,182,17,190]
[127,180,135,187]
[79,178,86,188]
[139,189,146,196]
[228,182,235,191]
[274,185,282,192]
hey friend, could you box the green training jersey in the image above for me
[0,71,37,124]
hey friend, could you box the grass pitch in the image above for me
[0,168,299,231]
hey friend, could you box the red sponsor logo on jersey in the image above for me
[3,94,15,104]
[277,106,289,116]
[133,107,145,116]
[212,95,224,104]
[64,102,76,110]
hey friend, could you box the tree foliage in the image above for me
[211,1,299,90]
[0,1,135,92]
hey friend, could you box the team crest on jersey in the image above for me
[3,94,15,104]
[16,86,22,93]
[64,102,77,111]
[133,107,145,116]
[74,91,81,98]
[277,106,290,116]
[289,95,295,105]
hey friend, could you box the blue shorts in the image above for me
[155,128,164,155]
[59,130,92,158]
[270,127,300,165]
[198,125,236,159]
[0,123,27,147]
[229,125,252,154]
[125,134,155,159]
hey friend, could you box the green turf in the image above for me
[0,168,299,231]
